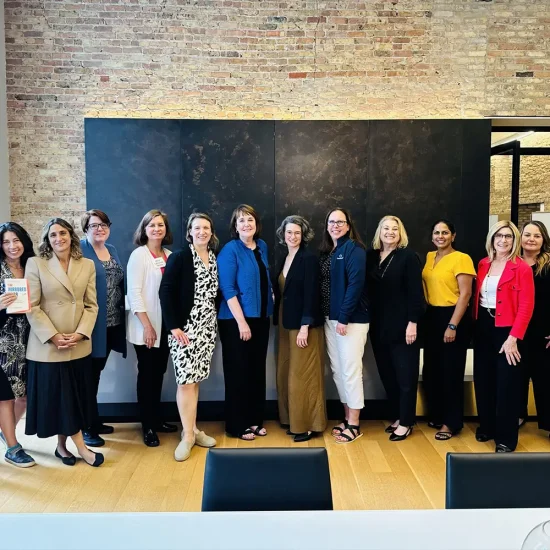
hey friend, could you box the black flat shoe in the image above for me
[293,431,313,442]
[495,443,513,453]
[286,429,297,436]
[55,448,76,466]
[389,426,413,442]
[476,433,492,442]
[156,423,178,433]
[96,424,114,435]
[280,424,290,430]
[85,452,104,467]
[143,429,160,447]
[83,431,105,447]
[427,422,443,430]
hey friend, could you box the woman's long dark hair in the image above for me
[320,207,365,254]
[0,222,36,268]
[521,220,550,276]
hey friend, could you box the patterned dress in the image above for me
[168,245,219,385]
[0,261,30,398]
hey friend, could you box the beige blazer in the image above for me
[25,255,98,362]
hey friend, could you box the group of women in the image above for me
[0,205,549,468]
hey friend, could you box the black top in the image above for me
[525,264,550,341]
[366,247,424,342]
[319,252,332,318]
[253,247,268,318]
[273,247,323,330]
[159,245,198,331]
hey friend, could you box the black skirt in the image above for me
[0,366,15,401]
[25,355,95,438]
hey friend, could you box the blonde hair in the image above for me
[486,220,521,262]
[371,215,409,250]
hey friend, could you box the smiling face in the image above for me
[522,223,543,256]
[2,231,24,263]
[380,218,400,248]
[48,224,71,256]
[432,222,454,251]
[86,215,111,246]
[492,226,515,257]
[145,215,166,244]
[190,217,212,248]
[236,211,257,241]
[284,223,302,249]
[327,210,349,242]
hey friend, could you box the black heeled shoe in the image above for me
[55,448,76,466]
[385,423,398,434]
[389,426,413,442]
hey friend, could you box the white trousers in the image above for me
[324,319,369,410]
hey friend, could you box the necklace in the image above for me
[379,252,395,279]
[483,262,498,318]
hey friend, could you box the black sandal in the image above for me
[251,426,267,436]
[238,428,256,441]
[331,420,348,437]
[435,431,453,441]
[335,424,363,444]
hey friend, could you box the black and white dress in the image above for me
[168,246,218,385]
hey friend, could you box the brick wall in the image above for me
[5,0,550,240]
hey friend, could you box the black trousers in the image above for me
[219,317,270,437]
[88,324,123,431]
[474,307,520,450]
[423,306,471,432]
[519,334,550,430]
[371,329,419,427]
[134,328,169,431]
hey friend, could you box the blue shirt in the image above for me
[218,239,274,320]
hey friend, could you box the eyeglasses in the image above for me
[88,223,111,231]
[495,233,514,241]
[327,220,347,228]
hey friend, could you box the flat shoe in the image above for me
[293,431,313,443]
[96,424,114,435]
[157,423,178,433]
[195,431,216,448]
[175,439,194,462]
[475,433,492,443]
[85,452,104,467]
[55,448,76,466]
[143,429,160,447]
[389,426,413,442]
[495,443,513,453]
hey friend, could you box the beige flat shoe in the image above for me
[195,430,217,448]
[174,438,195,462]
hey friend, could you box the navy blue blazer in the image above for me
[273,247,323,330]
[80,239,127,359]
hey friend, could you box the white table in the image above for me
[1,508,549,550]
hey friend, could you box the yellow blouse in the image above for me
[422,250,476,307]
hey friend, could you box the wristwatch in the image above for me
[448,324,457,330]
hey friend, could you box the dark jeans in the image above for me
[423,306,471,432]
[134,328,169,431]
[88,324,124,432]
[474,307,520,450]
[519,334,550,430]
[219,317,270,437]
[371,330,419,427]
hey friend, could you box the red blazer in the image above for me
[473,256,535,339]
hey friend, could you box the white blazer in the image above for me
[126,245,172,347]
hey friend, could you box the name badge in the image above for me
[152,256,166,269]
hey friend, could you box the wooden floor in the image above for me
[1,420,549,513]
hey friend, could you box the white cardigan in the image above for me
[126,245,172,347]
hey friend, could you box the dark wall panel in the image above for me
[180,120,275,255]
[274,121,369,265]
[85,119,182,266]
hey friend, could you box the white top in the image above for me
[126,245,171,347]
[1,509,549,550]
[480,274,499,309]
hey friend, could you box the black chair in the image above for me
[201,447,333,512]
[446,452,550,509]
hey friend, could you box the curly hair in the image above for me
[276,215,314,246]
[38,218,83,260]
[0,222,36,268]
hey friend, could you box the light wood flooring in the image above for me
[1,420,549,513]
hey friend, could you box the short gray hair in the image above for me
[276,215,315,246]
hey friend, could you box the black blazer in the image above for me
[273,247,323,330]
[366,247,424,342]
[159,246,197,331]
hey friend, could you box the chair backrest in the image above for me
[201,447,333,512]
[446,452,550,509]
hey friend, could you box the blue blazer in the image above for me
[218,238,274,320]
[326,235,369,324]
[80,239,127,358]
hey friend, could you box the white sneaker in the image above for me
[174,438,194,462]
